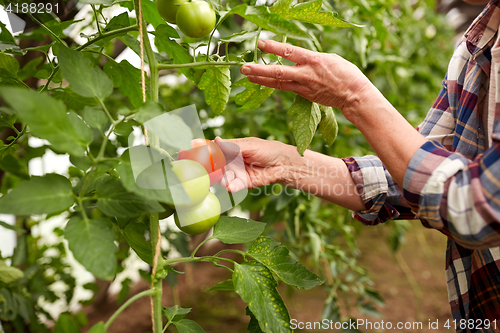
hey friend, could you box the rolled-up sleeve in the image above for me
[342,156,417,226]
[403,133,500,249]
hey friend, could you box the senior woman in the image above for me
[215,0,500,330]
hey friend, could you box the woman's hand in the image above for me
[240,40,373,115]
[214,137,302,193]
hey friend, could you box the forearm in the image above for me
[279,145,365,211]
[343,84,427,186]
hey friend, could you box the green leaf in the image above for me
[233,261,291,333]
[143,113,193,150]
[0,293,5,304]
[64,217,118,280]
[318,105,338,146]
[212,216,265,244]
[221,30,260,43]
[230,5,309,40]
[0,260,23,283]
[83,106,108,130]
[68,111,93,145]
[141,0,168,29]
[271,0,361,27]
[0,88,89,156]
[0,220,25,233]
[80,0,112,5]
[103,60,144,108]
[134,101,164,124]
[89,322,107,333]
[289,95,321,155]
[207,279,234,291]
[248,236,326,290]
[0,21,15,44]
[116,150,180,205]
[123,221,153,265]
[103,12,130,33]
[233,77,274,111]
[172,319,206,333]
[162,305,191,322]
[58,46,113,100]
[198,66,231,115]
[0,174,74,215]
[54,313,80,333]
[0,53,19,76]
[97,180,164,217]
[246,307,265,333]
[18,57,43,80]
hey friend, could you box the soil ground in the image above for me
[84,223,453,333]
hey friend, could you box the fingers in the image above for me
[246,75,308,94]
[241,64,300,81]
[257,40,310,65]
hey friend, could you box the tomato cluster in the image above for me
[168,139,226,235]
[156,0,216,38]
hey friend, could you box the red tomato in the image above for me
[177,139,226,186]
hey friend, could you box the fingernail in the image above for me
[241,66,251,75]
[258,40,265,49]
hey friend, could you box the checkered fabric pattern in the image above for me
[343,1,500,330]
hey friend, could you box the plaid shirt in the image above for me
[343,1,500,331]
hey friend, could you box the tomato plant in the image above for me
[178,139,226,186]
[175,1,216,38]
[0,0,455,332]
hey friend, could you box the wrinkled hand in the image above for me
[214,137,299,193]
[240,40,372,113]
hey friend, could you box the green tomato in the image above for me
[176,1,216,38]
[171,159,210,208]
[156,0,187,24]
[159,203,175,220]
[174,191,220,235]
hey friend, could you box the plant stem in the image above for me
[27,13,67,47]
[104,289,157,330]
[254,28,262,63]
[150,213,164,333]
[39,24,139,93]
[92,5,103,35]
[157,61,244,70]
[190,236,214,258]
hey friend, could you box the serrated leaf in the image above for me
[248,236,326,290]
[123,221,153,265]
[233,261,291,333]
[97,180,164,217]
[172,319,206,333]
[0,260,23,284]
[221,30,260,43]
[103,59,144,108]
[103,12,130,33]
[144,112,193,150]
[289,95,321,155]
[83,106,108,129]
[134,101,164,124]
[318,105,338,146]
[65,217,117,280]
[207,279,234,291]
[0,174,74,215]
[211,216,265,244]
[68,111,93,145]
[142,0,168,29]
[163,305,192,322]
[0,53,19,76]
[230,5,309,40]
[271,0,361,28]
[0,88,89,156]
[58,46,113,100]
[233,77,274,111]
[198,66,230,115]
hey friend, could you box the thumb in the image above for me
[214,137,245,164]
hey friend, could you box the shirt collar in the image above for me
[464,0,500,52]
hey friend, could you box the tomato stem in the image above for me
[157,61,244,70]
[104,289,157,330]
